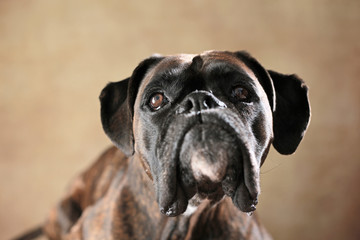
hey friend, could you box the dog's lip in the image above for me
[176,112,260,211]
[176,113,244,164]
[155,109,260,215]
[175,115,243,200]
[175,112,242,151]
[177,110,238,135]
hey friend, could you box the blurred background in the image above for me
[1,0,359,239]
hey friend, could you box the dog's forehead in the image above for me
[147,54,196,79]
[201,52,257,80]
[138,51,259,94]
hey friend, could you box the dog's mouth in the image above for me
[178,124,238,199]
[155,110,260,217]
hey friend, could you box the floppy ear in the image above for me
[234,51,310,155]
[99,56,163,156]
[100,78,133,156]
[269,71,310,155]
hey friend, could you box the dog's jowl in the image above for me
[18,50,310,240]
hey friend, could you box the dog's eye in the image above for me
[149,93,165,110]
[231,86,249,101]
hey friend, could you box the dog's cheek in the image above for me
[134,113,152,152]
[133,113,161,178]
[251,109,273,162]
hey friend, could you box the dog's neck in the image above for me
[119,153,267,239]
[44,147,270,239]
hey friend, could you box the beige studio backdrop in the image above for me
[1,0,359,239]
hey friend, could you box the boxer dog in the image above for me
[15,50,310,240]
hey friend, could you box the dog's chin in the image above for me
[178,123,242,206]
[190,186,226,206]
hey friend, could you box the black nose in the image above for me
[177,90,227,114]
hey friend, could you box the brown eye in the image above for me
[231,86,249,101]
[149,93,165,110]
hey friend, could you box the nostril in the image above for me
[177,91,227,114]
[203,96,213,109]
[204,95,223,109]
[185,100,194,112]
[177,99,194,114]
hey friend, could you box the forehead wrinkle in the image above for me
[236,60,257,81]
[202,52,258,82]
[208,55,268,101]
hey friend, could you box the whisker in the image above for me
[260,162,282,174]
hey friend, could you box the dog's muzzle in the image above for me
[155,91,260,216]
[179,123,241,196]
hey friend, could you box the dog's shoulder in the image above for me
[43,146,130,239]
[59,146,130,210]
[79,146,130,206]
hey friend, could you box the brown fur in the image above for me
[40,50,311,240]
[43,146,271,240]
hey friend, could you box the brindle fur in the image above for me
[15,50,310,240]
[44,146,271,240]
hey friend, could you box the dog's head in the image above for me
[99,51,310,216]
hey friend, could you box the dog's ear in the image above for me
[100,78,133,156]
[234,51,310,155]
[268,70,310,155]
[99,56,163,156]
